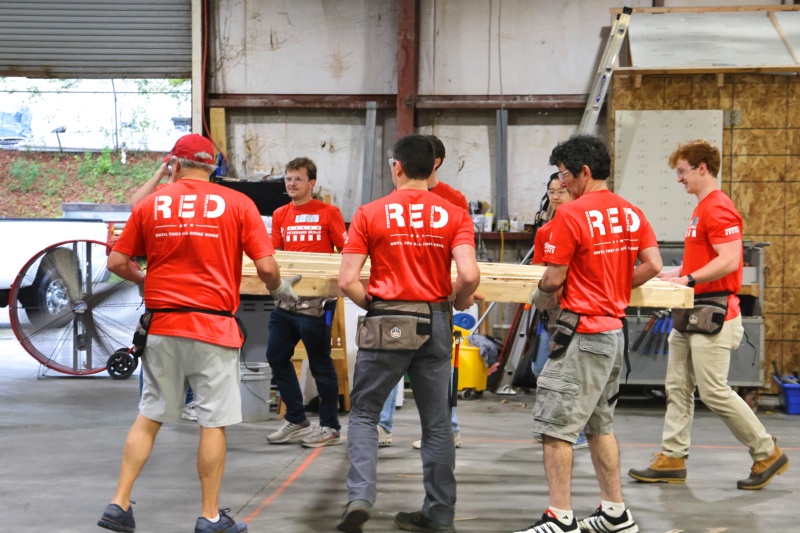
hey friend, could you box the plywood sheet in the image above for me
[614,110,723,241]
[240,252,694,309]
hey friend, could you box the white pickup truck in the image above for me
[0,218,111,324]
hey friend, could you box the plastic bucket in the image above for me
[240,362,272,422]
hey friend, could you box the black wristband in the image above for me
[686,274,696,287]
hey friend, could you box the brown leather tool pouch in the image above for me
[356,301,432,351]
[549,310,580,359]
[672,292,729,335]
[277,296,327,318]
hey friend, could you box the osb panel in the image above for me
[783,288,800,314]
[765,288,782,315]
[730,155,785,182]
[611,76,637,112]
[781,236,800,288]
[733,74,789,85]
[691,75,720,110]
[763,235,784,288]
[664,78,692,110]
[732,182,782,236]
[788,129,800,156]
[784,344,800,376]
[789,84,800,128]
[781,314,800,341]
[785,182,800,235]
[764,339,783,377]
[719,83,733,111]
[734,83,788,129]
[766,313,783,341]
[722,129,732,156]
[610,75,667,111]
[731,129,788,156]
[788,156,800,182]
[720,174,731,196]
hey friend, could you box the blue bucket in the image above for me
[453,313,477,330]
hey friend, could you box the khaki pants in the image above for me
[662,315,774,461]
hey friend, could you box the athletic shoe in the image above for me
[267,420,313,444]
[98,502,135,533]
[300,426,343,448]
[412,432,462,450]
[336,499,371,533]
[181,402,198,421]
[737,438,790,490]
[394,510,456,532]
[378,425,393,447]
[513,511,578,533]
[577,507,638,533]
[194,508,247,533]
[573,433,588,450]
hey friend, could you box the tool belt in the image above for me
[548,310,580,359]
[671,292,730,335]
[277,296,328,318]
[356,299,449,352]
[135,306,248,350]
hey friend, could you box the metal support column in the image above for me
[361,102,377,206]
[495,108,509,222]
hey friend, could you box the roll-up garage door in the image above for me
[0,0,191,79]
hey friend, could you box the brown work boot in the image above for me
[628,452,687,484]
[737,439,790,490]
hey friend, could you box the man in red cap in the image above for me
[98,133,301,533]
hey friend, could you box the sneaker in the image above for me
[98,502,135,533]
[577,507,638,533]
[513,511,578,533]
[573,432,589,450]
[737,438,790,490]
[336,499,371,533]
[412,432,462,450]
[627,452,686,484]
[181,402,198,421]
[194,508,247,533]
[394,510,456,532]
[267,419,313,444]
[378,425,393,447]
[300,426,343,448]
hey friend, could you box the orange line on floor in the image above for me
[243,447,324,523]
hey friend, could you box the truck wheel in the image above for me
[23,248,77,328]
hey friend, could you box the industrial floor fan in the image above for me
[9,240,142,376]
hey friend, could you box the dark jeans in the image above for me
[266,307,340,430]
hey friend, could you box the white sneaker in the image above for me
[300,426,343,448]
[412,432,461,449]
[267,420,314,444]
[377,425,393,447]
[181,402,198,421]
[577,507,638,533]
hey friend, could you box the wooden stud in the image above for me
[717,73,725,88]
[634,75,643,89]
[209,107,227,157]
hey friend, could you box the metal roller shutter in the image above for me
[0,0,191,79]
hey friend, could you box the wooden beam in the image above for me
[616,65,800,76]
[416,94,588,109]
[240,252,694,308]
[208,107,227,157]
[612,5,800,14]
[396,0,419,137]
[205,94,395,110]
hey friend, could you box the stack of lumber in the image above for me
[240,251,693,309]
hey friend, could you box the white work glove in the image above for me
[529,282,559,310]
[269,274,302,303]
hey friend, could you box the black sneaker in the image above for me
[98,502,135,533]
[194,508,247,533]
[513,511,578,533]
[577,507,638,533]
[394,511,456,533]
[336,499,372,533]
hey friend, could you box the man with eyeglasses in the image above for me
[629,139,789,490]
[515,134,662,533]
[265,157,348,448]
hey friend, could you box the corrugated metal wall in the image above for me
[0,0,191,79]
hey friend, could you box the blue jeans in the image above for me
[266,307,340,430]
[378,374,460,433]
[532,327,551,379]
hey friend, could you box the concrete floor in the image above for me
[1,309,798,533]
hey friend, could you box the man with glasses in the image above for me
[265,157,348,448]
[629,139,789,490]
[514,134,661,533]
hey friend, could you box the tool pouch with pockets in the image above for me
[132,311,153,353]
[672,292,730,335]
[356,301,432,351]
[549,310,580,359]
[278,296,327,318]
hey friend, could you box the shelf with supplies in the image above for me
[474,231,533,241]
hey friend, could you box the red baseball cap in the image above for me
[163,134,215,164]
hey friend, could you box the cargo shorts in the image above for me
[531,328,624,443]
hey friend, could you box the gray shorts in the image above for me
[531,329,624,443]
[140,334,242,428]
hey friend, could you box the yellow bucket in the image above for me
[451,326,488,396]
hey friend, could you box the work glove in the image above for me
[528,282,559,310]
[269,274,302,303]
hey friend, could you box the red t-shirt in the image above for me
[682,190,743,320]
[271,199,346,252]
[114,179,275,348]
[343,188,475,301]
[533,220,553,265]
[429,181,469,212]
[544,190,658,333]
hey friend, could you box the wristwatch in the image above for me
[686,274,696,287]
